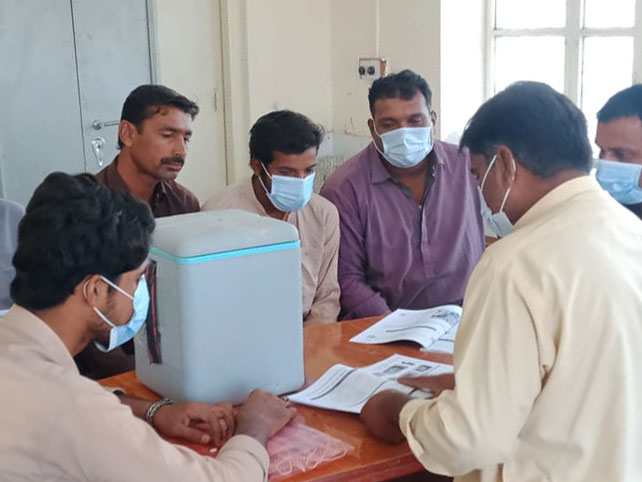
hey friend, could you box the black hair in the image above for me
[597,84,642,123]
[11,173,155,310]
[118,84,199,148]
[249,110,324,165]
[368,69,432,115]
[460,81,593,178]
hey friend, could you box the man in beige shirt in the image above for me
[0,172,295,481]
[360,82,642,481]
[203,110,340,324]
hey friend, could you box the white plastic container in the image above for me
[135,210,304,404]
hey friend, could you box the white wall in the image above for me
[153,0,228,202]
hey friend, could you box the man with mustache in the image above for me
[94,84,200,217]
[79,84,200,380]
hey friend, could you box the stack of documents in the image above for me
[288,354,453,413]
[350,305,461,354]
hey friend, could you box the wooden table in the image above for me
[100,317,453,481]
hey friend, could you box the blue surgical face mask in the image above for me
[373,125,433,169]
[258,163,315,212]
[596,159,642,205]
[85,275,150,353]
[480,154,515,238]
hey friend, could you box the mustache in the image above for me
[161,157,185,166]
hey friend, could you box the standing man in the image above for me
[95,84,200,217]
[360,82,642,481]
[79,84,201,378]
[595,84,642,218]
[203,110,340,324]
[1,172,296,480]
[321,69,484,319]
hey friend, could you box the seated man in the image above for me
[95,84,200,217]
[0,172,295,480]
[79,84,202,378]
[594,84,642,218]
[203,110,340,324]
[0,199,24,313]
[360,82,642,481]
[321,69,485,319]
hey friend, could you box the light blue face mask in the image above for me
[86,275,150,353]
[373,125,433,169]
[596,159,642,205]
[259,163,316,212]
[479,154,515,238]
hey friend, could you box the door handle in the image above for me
[91,137,106,167]
[92,120,120,130]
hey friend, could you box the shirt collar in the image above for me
[514,175,600,230]
[107,156,167,202]
[369,140,447,185]
[3,305,79,373]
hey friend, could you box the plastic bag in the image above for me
[267,421,354,480]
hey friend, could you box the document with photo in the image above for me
[288,354,453,414]
[350,305,462,352]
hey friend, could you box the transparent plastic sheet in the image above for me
[267,421,354,480]
[163,420,353,480]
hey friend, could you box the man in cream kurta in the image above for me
[203,179,339,324]
[0,305,270,481]
[0,172,296,481]
[360,82,642,481]
[203,110,339,324]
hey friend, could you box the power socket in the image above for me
[358,57,388,81]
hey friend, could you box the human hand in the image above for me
[153,402,235,446]
[398,373,455,397]
[235,390,297,446]
[360,389,410,444]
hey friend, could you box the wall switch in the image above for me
[358,57,387,81]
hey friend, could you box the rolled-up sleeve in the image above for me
[398,257,542,477]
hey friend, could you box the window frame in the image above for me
[484,0,642,105]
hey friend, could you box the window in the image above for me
[487,0,641,151]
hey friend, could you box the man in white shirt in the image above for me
[0,172,296,481]
[360,81,642,481]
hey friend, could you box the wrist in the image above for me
[145,398,175,427]
[235,421,270,446]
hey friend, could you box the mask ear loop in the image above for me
[498,156,517,213]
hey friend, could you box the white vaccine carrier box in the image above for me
[134,210,304,404]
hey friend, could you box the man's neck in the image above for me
[379,151,434,204]
[115,152,158,204]
[31,305,92,357]
[251,175,288,221]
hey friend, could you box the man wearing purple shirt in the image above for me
[320,69,484,319]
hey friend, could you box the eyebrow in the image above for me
[160,126,193,136]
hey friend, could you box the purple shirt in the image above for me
[320,140,484,319]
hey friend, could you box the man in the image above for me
[203,110,340,324]
[95,83,200,217]
[0,172,296,481]
[0,198,23,313]
[79,84,200,378]
[320,70,484,320]
[360,82,642,481]
[595,84,642,218]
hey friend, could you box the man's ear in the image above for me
[495,145,518,188]
[249,158,262,177]
[430,109,438,127]
[80,274,108,309]
[118,120,137,149]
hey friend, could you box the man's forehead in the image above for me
[596,116,642,147]
[373,92,430,118]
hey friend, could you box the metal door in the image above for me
[0,0,153,204]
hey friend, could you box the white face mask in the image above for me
[258,162,315,212]
[373,125,433,169]
[479,154,515,238]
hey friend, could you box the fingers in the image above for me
[397,376,435,389]
[173,422,212,445]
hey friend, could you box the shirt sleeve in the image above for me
[51,389,269,482]
[398,254,542,476]
[320,182,390,319]
[304,204,341,325]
